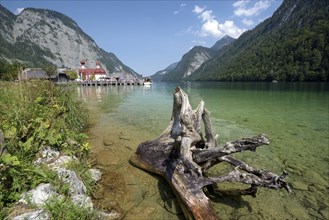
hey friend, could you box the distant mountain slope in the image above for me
[150,36,235,82]
[151,62,178,82]
[189,0,329,81]
[211,35,235,51]
[159,46,215,81]
[0,5,141,78]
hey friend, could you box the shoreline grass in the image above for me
[0,81,93,218]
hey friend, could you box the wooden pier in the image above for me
[77,79,144,86]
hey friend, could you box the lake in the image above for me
[77,82,329,220]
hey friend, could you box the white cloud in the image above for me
[173,10,179,15]
[242,18,254,26]
[192,40,206,45]
[233,0,249,8]
[192,5,205,14]
[233,0,270,17]
[218,21,245,38]
[15,8,25,15]
[180,3,187,8]
[192,5,246,39]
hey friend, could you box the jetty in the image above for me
[77,78,144,86]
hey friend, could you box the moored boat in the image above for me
[143,77,153,85]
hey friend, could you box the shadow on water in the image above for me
[157,179,185,220]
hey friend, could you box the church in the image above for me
[78,60,107,80]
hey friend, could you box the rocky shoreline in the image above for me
[8,147,121,220]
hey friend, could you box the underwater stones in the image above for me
[284,202,310,219]
[89,168,102,182]
[285,162,305,173]
[19,183,58,206]
[127,206,156,219]
[320,207,329,219]
[103,137,114,147]
[304,171,328,186]
[163,198,183,215]
[307,185,317,192]
[291,181,309,191]
[312,183,326,191]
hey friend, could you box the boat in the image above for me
[143,77,153,86]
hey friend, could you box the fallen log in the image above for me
[130,87,290,220]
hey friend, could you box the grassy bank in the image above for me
[0,81,91,218]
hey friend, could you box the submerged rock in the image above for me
[89,168,102,182]
[290,181,308,191]
[304,171,328,186]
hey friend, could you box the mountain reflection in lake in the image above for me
[77,82,328,220]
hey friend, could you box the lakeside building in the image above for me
[78,60,107,81]
[19,68,70,82]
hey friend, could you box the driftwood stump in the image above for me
[130,87,290,220]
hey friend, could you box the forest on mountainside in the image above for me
[188,0,329,82]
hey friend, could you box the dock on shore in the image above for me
[77,79,144,86]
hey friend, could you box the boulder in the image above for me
[19,183,58,206]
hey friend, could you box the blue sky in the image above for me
[1,0,283,76]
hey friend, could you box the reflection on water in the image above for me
[78,82,329,220]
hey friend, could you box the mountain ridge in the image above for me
[151,35,235,81]
[0,5,141,78]
[188,0,329,81]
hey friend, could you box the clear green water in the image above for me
[77,82,329,220]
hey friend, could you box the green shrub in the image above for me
[0,81,90,210]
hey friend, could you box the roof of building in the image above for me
[79,68,106,74]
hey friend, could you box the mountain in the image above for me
[0,5,141,78]
[151,62,178,82]
[211,35,235,51]
[188,0,329,82]
[150,36,235,82]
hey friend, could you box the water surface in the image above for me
[78,82,329,220]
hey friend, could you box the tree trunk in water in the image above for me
[130,87,290,220]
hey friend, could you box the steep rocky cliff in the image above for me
[0,5,140,77]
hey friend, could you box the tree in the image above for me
[43,65,57,80]
[65,70,78,80]
[0,61,24,81]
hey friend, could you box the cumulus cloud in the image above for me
[242,18,254,26]
[15,8,25,15]
[233,0,270,17]
[192,5,246,39]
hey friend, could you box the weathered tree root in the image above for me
[130,87,290,220]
